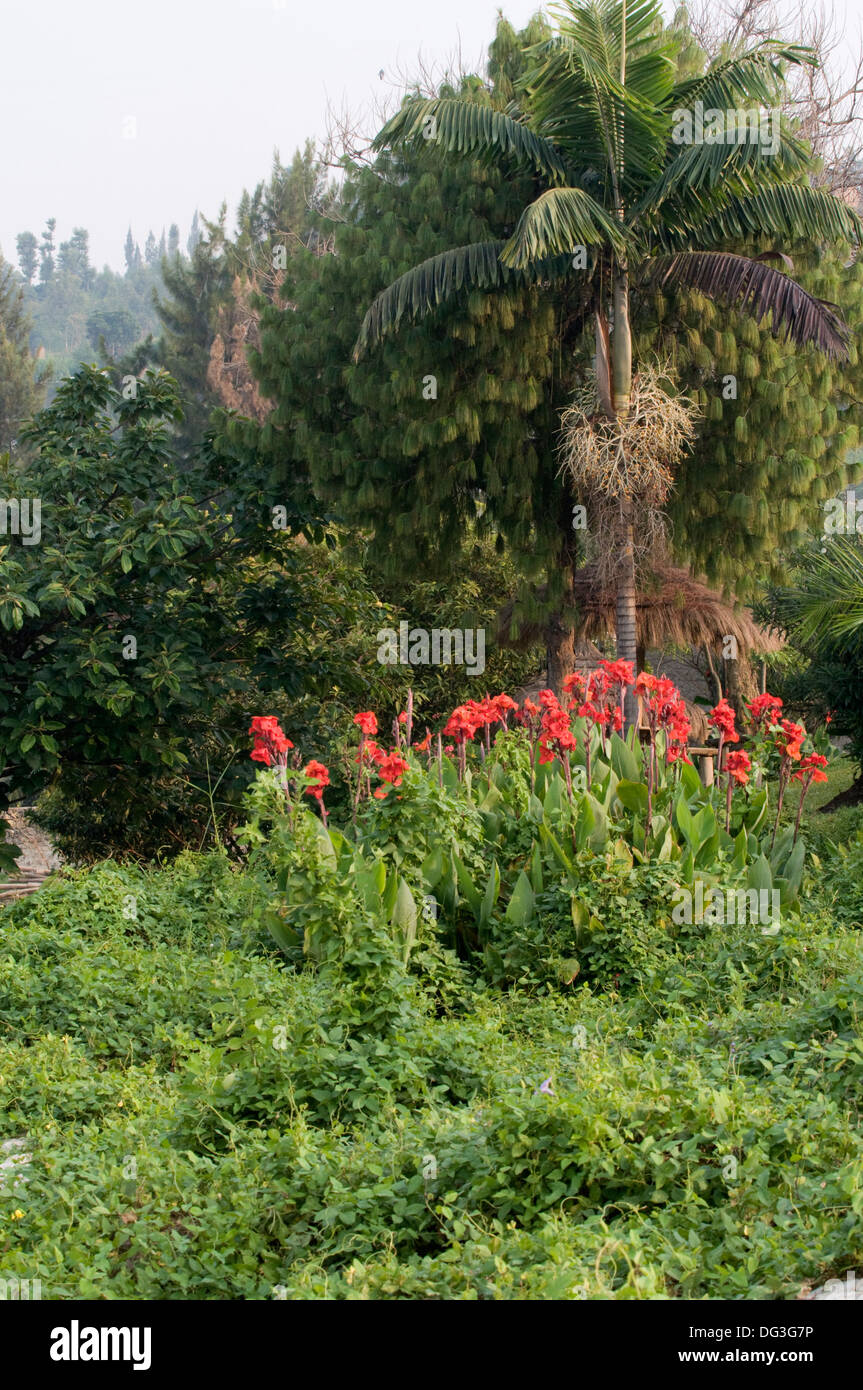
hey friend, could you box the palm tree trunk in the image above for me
[616,497,638,722]
[612,266,638,726]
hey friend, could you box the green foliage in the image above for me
[2,843,863,1300]
[0,254,47,452]
[0,364,341,855]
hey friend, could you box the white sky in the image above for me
[2,0,861,273]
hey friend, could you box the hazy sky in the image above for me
[2,0,860,273]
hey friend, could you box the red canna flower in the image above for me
[792,752,828,785]
[353,711,378,736]
[373,749,410,798]
[776,719,805,762]
[747,693,783,732]
[708,698,739,743]
[249,716,293,766]
[302,759,330,800]
[598,658,634,688]
[725,749,752,786]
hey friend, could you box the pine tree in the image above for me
[15,232,38,285]
[39,218,56,285]
[158,228,167,260]
[168,224,180,258]
[187,211,202,257]
[0,254,45,451]
[246,19,568,612]
[124,227,136,273]
[152,211,233,451]
[144,230,158,265]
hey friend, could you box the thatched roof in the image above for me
[498,564,785,656]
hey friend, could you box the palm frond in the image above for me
[524,0,674,192]
[372,97,570,184]
[671,43,815,113]
[774,538,863,649]
[646,251,850,359]
[655,183,863,253]
[501,187,627,268]
[353,241,572,357]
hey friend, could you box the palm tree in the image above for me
[773,534,863,648]
[354,0,860,722]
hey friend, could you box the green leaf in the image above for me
[391,877,418,963]
[454,852,481,915]
[616,779,648,816]
[504,870,536,928]
[479,860,501,932]
[747,854,773,894]
[610,732,641,781]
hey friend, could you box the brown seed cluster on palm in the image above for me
[556,362,700,506]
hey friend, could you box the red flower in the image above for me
[562,671,586,698]
[398,711,408,724]
[490,693,519,723]
[598,658,634,688]
[302,759,330,800]
[776,719,805,762]
[792,752,828,784]
[747,693,783,731]
[373,749,410,798]
[377,751,409,785]
[708,698,739,743]
[414,732,432,753]
[355,739,384,766]
[249,716,293,766]
[353,711,378,736]
[725,749,752,786]
[522,698,540,718]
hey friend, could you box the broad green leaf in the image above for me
[504,870,536,928]
[454,852,481,915]
[616,779,648,816]
[479,860,501,932]
[610,732,641,781]
[747,854,773,895]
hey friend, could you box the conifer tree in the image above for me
[0,255,45,451]
[15,232,38,285]
[39,218,56,285]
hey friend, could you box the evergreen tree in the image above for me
[187,211,202,257]
[158,228,167,260]
[124,226,136,273]
[0,255,46,451]
[144,230,158,265]
[15,232,38,285]
[39,218,56,285]
[153,210,233,450]
[58,228,93,289]
[167,223,180,258]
